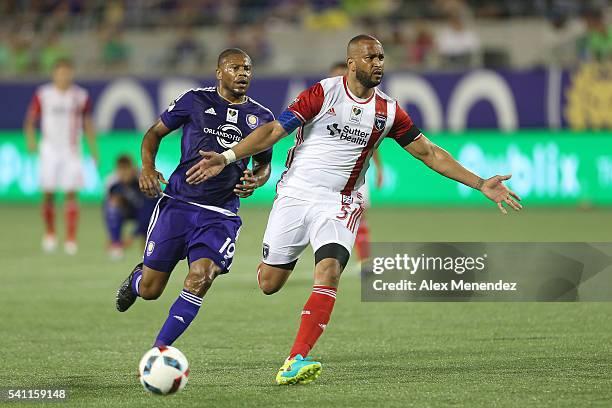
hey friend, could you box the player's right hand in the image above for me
[139,167,168,197]
[185,151,226,185]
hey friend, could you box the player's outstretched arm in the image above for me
[186,121,287,185]
[140,119,171,197]
[405,134,522,214]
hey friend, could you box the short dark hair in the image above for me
[217,48,249,67]
[347,34,380,55]
[116,154,134,167]
[53,57,74,69]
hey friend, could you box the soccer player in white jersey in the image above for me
[24,58,98,255]
[186,35,523,385]
[330,61,384,266]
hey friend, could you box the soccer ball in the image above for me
[138,346,189,395]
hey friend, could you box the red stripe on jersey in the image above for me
[345,206,357,229]
[277,125,304,193]
[349,206,364,232]
[285,125,303,168]
[83,95,93,115]
[343,76,375,104]
[340,94,387,196]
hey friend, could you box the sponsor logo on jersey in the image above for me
[262,243,270,260]
[226,108,238,123]
[327,123,369,146]
[205,107,216,115]
[146,241,155,256]
[326,107,336,116]
[349,105,363,124]
[374,113,387,131]
[246,113,259,129]
[203,124,243,148]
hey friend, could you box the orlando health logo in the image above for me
[203,124,243,148]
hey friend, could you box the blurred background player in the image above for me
[23,58,98,255]
[115,48,274,350]
[104,154,157,260]
[330,61,383,266]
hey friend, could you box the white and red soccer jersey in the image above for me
[277,76,421,202]
[28,83,92,154]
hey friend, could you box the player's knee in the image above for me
[314,259,343,286]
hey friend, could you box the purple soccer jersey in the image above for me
[160,87,274,214]
[143,87,274,273]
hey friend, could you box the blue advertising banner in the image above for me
[2,66,599,131]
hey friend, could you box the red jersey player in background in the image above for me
[330,61,383,266]
[24,58,98,255]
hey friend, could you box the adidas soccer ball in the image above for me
[138,346,189,395]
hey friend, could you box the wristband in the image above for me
[221,149,237,164]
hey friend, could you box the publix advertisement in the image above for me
[1,131,611,207]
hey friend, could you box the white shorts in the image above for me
[261,194,364,266]
[39,146,83,192]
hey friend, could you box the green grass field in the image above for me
[2,205,611,407]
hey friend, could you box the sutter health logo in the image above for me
[203,124,243,149]
[327,123,369,146]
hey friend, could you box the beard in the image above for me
[355,68,382,88]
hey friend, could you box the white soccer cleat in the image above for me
[64,241,78,255]
[42,234,58,253]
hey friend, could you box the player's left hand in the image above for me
[186,151,227,184]
[480,174,522,215]
[234,169,259,198]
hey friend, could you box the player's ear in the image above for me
[215,68,222,80]
[347,58,355,72]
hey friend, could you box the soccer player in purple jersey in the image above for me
[115,49,275,348]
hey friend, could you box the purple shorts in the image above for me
[143,196,242,273]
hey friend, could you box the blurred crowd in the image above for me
[0,0,610,77]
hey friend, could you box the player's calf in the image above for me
[115,264,169,312]
[257,261,295,295]
[184,258,221,297]
[313,243,350,286]
[138,266,171,300]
